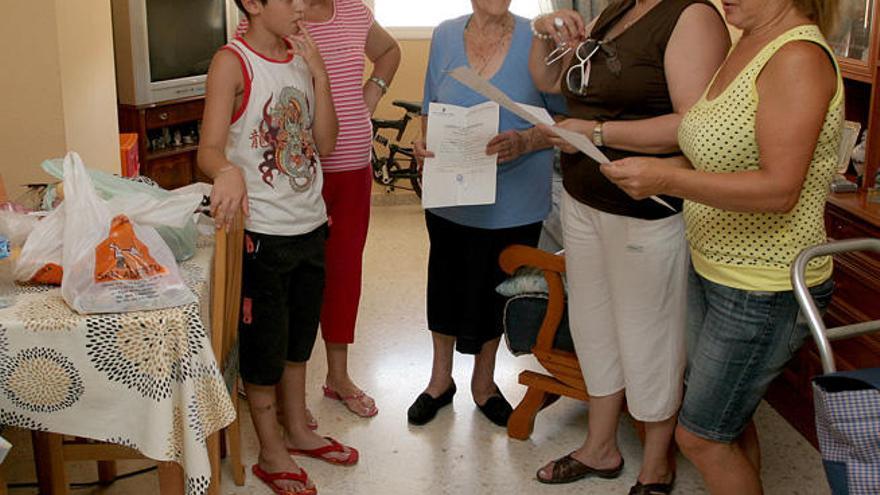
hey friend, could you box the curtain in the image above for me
[546,0,610,19]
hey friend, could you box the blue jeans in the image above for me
[679,264,834,443]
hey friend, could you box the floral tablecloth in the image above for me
[0,236,235,495]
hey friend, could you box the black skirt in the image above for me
[425,211,542,354]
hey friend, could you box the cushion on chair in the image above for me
[502,294,574,355]
[496,266,549,296]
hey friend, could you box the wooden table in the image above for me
[0,237,235,495]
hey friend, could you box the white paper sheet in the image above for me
[517,102,555,126]
[422,101,500,208]
[450,67,677,212]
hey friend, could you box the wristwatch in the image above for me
[367,76,389,95]
[592,122,605,147]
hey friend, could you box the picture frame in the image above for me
[838,120,862,174]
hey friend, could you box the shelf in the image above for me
[839,57,873,83]
[146,143,199,161]
[827,191,880,228]
[120,94,206,112]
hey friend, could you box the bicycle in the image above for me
[371,100,423,197]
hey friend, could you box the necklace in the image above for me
[465,14,514,76]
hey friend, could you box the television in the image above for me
[111,0,240,105]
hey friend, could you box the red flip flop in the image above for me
[251,464,316,495]
[322,385,378,418]
[288,436,359,466]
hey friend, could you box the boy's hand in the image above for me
[290,22,327,78]
[210,165,249,231]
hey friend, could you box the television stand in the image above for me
[118,96,211,189]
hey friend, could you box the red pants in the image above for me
[320,167,372,344]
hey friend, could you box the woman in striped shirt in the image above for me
[302,0,399,421]
[238,0,400,419]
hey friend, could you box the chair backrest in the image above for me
[499,245,566,352]
[210,214,244,368]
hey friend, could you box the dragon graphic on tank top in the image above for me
[256,86,318,191]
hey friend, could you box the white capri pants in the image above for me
[562,191,688,422]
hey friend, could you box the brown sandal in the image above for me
[536,453,625,484]
[629,473,676,495]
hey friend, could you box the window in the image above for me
[368,0,551,38]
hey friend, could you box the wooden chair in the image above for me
[208,214,246,488]
[500,245,587,440]
[33,215,246,494]
[501,245,676,466]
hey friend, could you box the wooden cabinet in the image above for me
[767,193,880,447]
[764,3,880,447]
[830,0,876,83]
[118,97,206,190]
[822,195,880,370]
[833,0,880,189]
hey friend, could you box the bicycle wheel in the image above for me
[408,157,422,198]
[371,145,391,186]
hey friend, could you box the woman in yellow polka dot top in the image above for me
[601,0,842,493]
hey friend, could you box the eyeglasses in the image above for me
[565,39,602,96]
[544,43,572,66]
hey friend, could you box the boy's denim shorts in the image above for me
[679,264,834,443]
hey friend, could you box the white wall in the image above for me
[0,0,68,195]
[55,0,121,177]
[0,0,120,197]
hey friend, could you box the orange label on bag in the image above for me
[31,263,63,285]
[94,215,167,283]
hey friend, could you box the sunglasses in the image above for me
[565,39,603,96]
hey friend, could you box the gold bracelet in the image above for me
[592,122,605,147]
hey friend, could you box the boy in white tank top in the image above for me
[198,1,355,493]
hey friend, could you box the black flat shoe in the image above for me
[475,389,513,427]
[407,382,456,425]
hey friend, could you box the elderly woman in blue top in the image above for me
[409,0,566,427]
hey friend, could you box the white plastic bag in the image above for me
[41,159,201,261]
[171,182,215,236]
[106,192,202,230]
[15,207,64,284]
[0,210,39,247]
[60,152,197,314]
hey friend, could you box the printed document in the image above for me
[422,101,500,208]
[450,67,676,212]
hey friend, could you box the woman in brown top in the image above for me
[528,1,729,492]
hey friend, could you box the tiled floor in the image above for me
[3,202,830,494]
